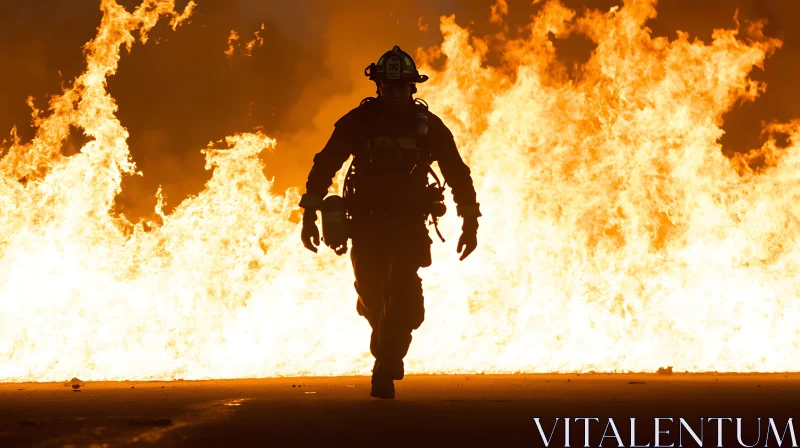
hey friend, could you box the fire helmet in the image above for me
[364,45,429,85]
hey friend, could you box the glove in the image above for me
[331,241,348,256]
[301,209,320,253]
[457,217,478,261]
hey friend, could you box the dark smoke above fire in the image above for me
[0,0,797,220]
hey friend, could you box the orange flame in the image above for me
[490,0,509,25]
[224,30,240,59]
[225,24,265,59]
[1,0,797,382]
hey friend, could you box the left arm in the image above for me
[428,115,481,260]
[429,116,480,219]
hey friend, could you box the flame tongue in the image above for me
[1,0,798,382]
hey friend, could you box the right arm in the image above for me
[299,121,355,210]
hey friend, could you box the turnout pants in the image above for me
[349,216,432,378]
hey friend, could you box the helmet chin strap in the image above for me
[375,83,417,96]
[377,95,414,108]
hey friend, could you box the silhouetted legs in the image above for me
[350,219,428,381]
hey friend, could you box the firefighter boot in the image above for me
[370,360,396,399]
[370,377,395,399]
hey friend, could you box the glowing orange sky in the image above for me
[0,0,797,221]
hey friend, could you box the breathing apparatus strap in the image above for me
[432,218,445,243]
[342,160,356,217]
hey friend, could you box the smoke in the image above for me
[0,0,798,220]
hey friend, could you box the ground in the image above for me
[1,374,798,447]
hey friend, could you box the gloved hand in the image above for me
[331,241,348,256]
[301,209,320,253]
[457,217,478,261]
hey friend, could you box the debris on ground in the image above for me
[629,381,646,385]
[657,366,673,375]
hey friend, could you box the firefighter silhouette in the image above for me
[299,46,481,399]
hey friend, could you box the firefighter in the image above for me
[299,45,481,399]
